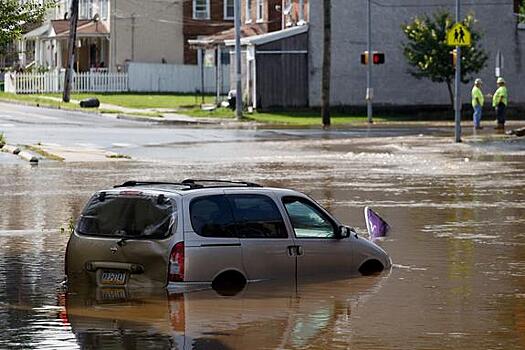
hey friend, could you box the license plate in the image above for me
[100,270,127,286]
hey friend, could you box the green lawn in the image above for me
[49,92,216,109]
[248,112,387,125]
[0,91,394,126]
[0,92,215,110]
[182,108,387,125]
[0,92,78,110]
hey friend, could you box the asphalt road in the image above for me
[0,102,446,162]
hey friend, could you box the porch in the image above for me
[21,19,110,72]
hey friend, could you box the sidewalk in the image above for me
[23,95,239,126]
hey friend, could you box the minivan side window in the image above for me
[282,197,336,239]
[228,194,287,238]
[190,195,236,237]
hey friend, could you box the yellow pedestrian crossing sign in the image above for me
[447,23,471,47]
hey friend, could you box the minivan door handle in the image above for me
[287,245,303,256]
[287,245,296,257]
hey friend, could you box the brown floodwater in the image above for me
[0,134,524,349]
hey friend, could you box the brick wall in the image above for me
[309,0,525,106]
[183,0,234,64]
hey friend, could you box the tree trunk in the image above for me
[321,0,331,127]
[446,79,454,110]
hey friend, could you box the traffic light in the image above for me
[450,49,457,66]
[361,51,385,65]
[361,52,369,65]
[372,52,385,64]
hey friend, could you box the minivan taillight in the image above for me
[169,242,185,282]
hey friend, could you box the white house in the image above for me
[19,0,110,71]
[18,0,184,72]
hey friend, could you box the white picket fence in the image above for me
[128,63,231,94]
[3,64,230,94]
[4,71,128,94]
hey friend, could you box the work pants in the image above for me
[496,102,506,126]
[473,105,482,128]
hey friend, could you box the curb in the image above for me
[2,144,21,154]
[116,114,219,125]
[116,114,167,123]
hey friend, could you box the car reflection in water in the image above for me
[64,274,389,349]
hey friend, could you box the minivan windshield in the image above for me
[76,194,176,239]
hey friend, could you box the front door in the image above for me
[225,191,296,282]
[281,196,353,281]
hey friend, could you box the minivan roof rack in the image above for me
[114,181,193,188]
[113,180,262,190]
[181,179,262,188]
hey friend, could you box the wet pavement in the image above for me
[1,105,525,349]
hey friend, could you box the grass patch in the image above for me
[1,91,216,110]
[106,153,132,159]
[182,107,235,119]
[25,145,65,161]
[48,92,216,109]
[0,92,79,110]
[181,108,384,125]
[247,111,384,125]
[0,132,6,148]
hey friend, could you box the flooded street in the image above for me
[1,131,524,349]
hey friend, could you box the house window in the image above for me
[79,0,93,19]
[224,0,234,20]
[99,0,109,20]
[245,0,252,23]
[193,0,210,20]
[256,0,263,22]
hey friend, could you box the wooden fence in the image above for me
[4,71,129,94]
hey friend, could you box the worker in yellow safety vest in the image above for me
[492,77,508,129]
[471,78,484,129]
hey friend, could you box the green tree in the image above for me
[401,11,488,106]
[0,0,53,49]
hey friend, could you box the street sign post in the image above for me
[447,16,471,143]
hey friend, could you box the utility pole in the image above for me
[234,0,243,120]
[366,0,373,124]
[454,0,462,142]
[321,0,331,128]
[131,13,136,62]
[63,0,79,103]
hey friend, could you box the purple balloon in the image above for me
[364,207,390,240]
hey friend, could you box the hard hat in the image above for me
[474,78,482,85]
[497,77,505,84]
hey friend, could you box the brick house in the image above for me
[183,0,235,64]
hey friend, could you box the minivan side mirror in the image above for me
[338,226,351,239]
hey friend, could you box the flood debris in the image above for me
[365,207,390,240]
[2,144,21,155]
[506,127,525,137]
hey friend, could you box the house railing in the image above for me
[4,71,129,94]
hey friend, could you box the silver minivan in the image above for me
[66,180,392,290]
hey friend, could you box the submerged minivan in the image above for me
[65,180,392,289]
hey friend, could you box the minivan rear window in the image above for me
[77,193,176,238]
